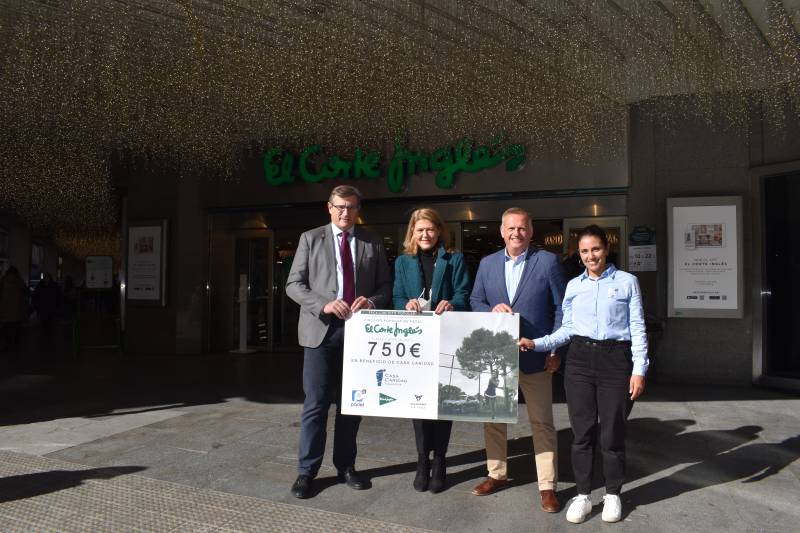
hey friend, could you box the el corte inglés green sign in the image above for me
[263,136,525,193]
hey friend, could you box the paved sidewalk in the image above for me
[0,451,433,532]
[1,359,799,532]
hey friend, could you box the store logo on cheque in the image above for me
[351,389,366,407]
[379,393,396,406]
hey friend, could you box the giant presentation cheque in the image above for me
[341,310,520,424]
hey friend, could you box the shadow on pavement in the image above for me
[0,466,146,503]
[624,432,800,515]
[350,418,799,510]
[0,351,304,426]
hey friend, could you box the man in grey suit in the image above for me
[286,185,392,499]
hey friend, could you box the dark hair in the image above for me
[577,224,608,249]
[329,185,363,204]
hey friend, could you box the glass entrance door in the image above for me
[234,236,274,351]
[207,224,273,352]
[762,173,800,380]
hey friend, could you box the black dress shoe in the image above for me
[339,467,370,490]
[291,475,313,499]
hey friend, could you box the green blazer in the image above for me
[393,246,471,311]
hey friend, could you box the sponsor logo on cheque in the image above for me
[379,393,396,405]
[351,389,366,407]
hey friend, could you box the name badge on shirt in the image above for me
[607,287,619,299]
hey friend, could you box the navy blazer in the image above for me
[470,247,566,374]
[393,246,471,311]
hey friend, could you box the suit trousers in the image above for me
[297,322,362,477]
[564,337,633,495]
[412,419,453,457]
[484,370,557,490]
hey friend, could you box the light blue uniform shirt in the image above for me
[533,264,649,376]
[504,248,527,302]
[331,224,356,300]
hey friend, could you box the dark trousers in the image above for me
[565,337,634,495]
[297,323,361,478]
[39,315,57,360]
[0,321,22,354]
[412,419,453,457]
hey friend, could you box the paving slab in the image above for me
[1,367,798,532]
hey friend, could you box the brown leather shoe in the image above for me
[471,477,510,496]
[540,489,561,512]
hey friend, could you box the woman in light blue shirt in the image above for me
[520,224,649,525]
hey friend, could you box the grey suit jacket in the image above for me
[285,224,392,348]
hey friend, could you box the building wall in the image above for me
[119,101,800,386]
[628,101,800,385]
[123,168,178,354]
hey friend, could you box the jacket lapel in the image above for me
[322,225,337,293]
[353,226,367,294]
[496,251,511,306]
[511,247,540,307]
[430,246,448,302]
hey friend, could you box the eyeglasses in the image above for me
[329,203,360,213]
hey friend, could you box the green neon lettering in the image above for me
[325,156,352,179]
[263,148,293,185]
[299,144,326,183]
[387,141,407,193]
[353,149,380,179]
[263,136,526,191]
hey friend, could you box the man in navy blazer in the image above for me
[469,207,566,514]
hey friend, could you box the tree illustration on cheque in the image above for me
[455,328,518,412]
[439,383,465,400]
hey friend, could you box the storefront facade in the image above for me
[119,104,800,390]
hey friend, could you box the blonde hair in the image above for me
[402,208,450,255]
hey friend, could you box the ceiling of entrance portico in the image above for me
[1,0,799,243]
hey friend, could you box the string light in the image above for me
[0,0,797,259]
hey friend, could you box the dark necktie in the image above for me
[340,231,355,305]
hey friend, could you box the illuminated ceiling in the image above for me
[0,0,798,254]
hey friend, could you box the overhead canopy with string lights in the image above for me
[0,0,798,257]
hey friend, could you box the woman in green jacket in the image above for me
[393,208,471,493]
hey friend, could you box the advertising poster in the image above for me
[672,205,737,308]
[127,224,164,302]
[670,201,740,316]
[341,310,519,423]
[85,255,113,289]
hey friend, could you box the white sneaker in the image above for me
[566,494,592,524]
[602,494,622,522]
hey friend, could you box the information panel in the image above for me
[342,310,520,423]
[127,222,166,304]
[668,197,743,318]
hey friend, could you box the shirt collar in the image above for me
[580,263,617,281]
[331,223,354,238]
[504,247,529,264]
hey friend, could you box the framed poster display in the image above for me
[127,221,167,305]
[341,310,520,423]
[85,255,113,289]
[667,196,743,318]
